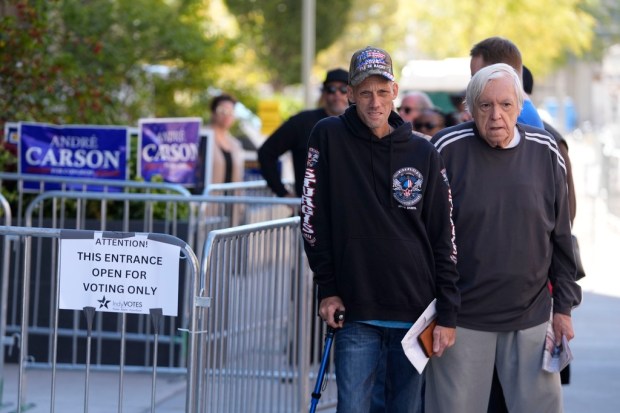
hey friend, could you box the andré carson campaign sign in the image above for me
[138,118,202,187]
[58,231,181,316]
[18,122,129,191]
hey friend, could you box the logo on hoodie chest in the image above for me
[392,167,423,208]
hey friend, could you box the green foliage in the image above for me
[0,0,233,220]
[1,1,63,125]
[0,0,231,128]
[224,0,353,89]
[316,0,403,74]
[406,0,598,76]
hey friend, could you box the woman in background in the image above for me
[207,93,245,184]
[198,93,246,226]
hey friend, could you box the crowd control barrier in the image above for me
[0,193,12,409]
[1,173,298,249]
[0,192,10,226]
[205,179,297,225]
[2,190,297,362]
[192,217,337,413]
[0,225,203,413]
[2,188,315,411]
[0,172,191,228]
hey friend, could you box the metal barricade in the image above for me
[3,190,309,410]
[0,172,191,228]
[193,217,338,413]
[2,189,330,411]
[0,193,202,383]
[0,193,12,409]
[1,173,298,263]
[6,192,297,367]
[206,180,297,225]
[0,192,10,225]
[0,225,203,413]
[0,174,298,233]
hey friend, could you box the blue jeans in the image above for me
[335,322,424,413]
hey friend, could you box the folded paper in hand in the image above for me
[401,298,436,374]
[542,316,573,373]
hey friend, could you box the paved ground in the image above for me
[1,366,187,413]
[1,137,619,412]
[560,137,620,413]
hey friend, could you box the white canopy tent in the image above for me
[399,57,471,93]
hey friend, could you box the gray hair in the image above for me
[465,63,525,115]
[401,91,434,109]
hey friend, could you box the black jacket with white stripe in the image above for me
[432,121,581,332]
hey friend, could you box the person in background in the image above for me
[258,68,349,372]
[196,93,246,225]
[206,93,245,185]
[524,62,578,386]
[523,65,576,223]
[469,36,544,129]
[449,90,472,123]
[302,46,459,413]
[258,68,349,198]
[397,91,434,127]
[426,63,581,413]
[413,108,456,138]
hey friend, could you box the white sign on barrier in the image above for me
[58,231,181,316]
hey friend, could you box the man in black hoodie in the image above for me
[301,46,460,413]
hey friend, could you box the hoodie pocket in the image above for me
[337,236,434,309]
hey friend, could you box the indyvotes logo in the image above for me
[97,295,110,309]
[96,295,143,312]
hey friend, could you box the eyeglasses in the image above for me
[215,107,235,116]
[414,121,440,130]
[324,85,348,95]
[398,106,422,115]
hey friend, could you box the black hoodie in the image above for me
[301,105,460,327]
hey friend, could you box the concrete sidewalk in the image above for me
[562,292,620,413]
[561,137,620,413]
[1,366,187,413]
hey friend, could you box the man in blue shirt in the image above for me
[469,36,544,129]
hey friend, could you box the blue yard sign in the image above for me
[138,118,202,187]
[18,122,129,191]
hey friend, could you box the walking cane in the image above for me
[309,310,345,413]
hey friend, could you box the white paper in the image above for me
[58,232,181,316]
[401,298,437,374]
[542,321,573,373]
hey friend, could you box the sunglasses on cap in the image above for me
[398,106,423,115]
[324,85,348,95]
[414,121,440,130]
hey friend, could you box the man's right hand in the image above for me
[432,325,456,357]
[319,296,345,329]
